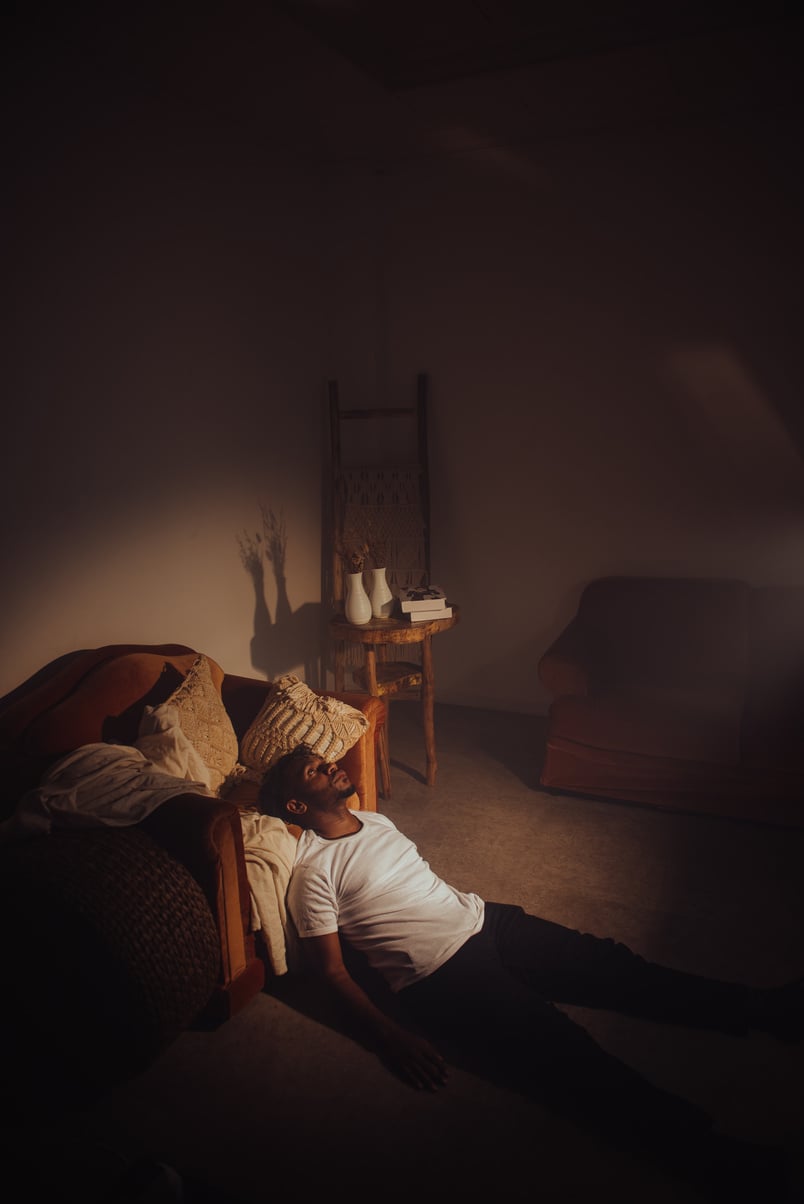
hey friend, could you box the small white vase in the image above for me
[345,571,372,625]
[368,567,394,618]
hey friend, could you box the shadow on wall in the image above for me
[238,506,323,687]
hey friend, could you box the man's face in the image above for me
[288,754,355,811]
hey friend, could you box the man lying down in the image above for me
[257,744,804,1204]
[5,723,802,1202]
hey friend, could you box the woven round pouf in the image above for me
[1,825,220,1095]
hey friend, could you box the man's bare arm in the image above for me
[298,931,448,1091]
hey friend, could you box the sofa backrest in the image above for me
[1,646,383,817]
[0,644,197,743]
[0,645,219,809]
[577,576,751,691]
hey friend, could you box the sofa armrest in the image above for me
[139,792,265,1019]
[538,617,593,698]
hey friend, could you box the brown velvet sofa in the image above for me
[538,577,804,828]
[0,642,385,1091]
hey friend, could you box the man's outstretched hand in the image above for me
[378,1024,449,1092]
[299,933,449,1092]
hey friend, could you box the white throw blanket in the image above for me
[0,742,212,843]
[238,811,298,976]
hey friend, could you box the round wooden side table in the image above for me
[329,607,460,791]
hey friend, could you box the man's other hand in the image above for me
[378,1026,449,1092]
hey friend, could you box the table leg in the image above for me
[377,718,392,799]
[364,646,379,695]
[421,634,437,786]
[364,646,391,798]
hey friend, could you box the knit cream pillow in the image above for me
[164,654,239,795]
[239,674,369,782]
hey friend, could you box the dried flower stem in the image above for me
[338,540,370,573]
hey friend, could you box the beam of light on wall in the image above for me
[665,345,804,484]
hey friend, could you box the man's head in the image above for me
[257,745,356,827]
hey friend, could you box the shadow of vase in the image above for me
[245,559,324,687]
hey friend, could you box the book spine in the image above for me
[408,606,453,622]
[400,600,447,613]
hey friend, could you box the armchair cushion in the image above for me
[548,687,743,765]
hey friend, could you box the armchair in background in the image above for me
[538,576,804,828]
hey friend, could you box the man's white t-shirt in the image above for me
[287,810,484,992]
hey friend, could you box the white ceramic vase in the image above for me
[368,567,394,618]
[345,571,372,625]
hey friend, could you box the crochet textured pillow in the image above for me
[238,673,369,782]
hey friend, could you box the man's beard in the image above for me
[338,783,357,800]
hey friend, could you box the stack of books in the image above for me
[393,585,453,623]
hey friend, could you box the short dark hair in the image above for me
[257,745,314,818]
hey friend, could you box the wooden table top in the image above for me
[329,606,459,645]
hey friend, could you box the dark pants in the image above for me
[399,903,775,1197]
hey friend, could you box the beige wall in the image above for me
[3,11,803,712]
[321,21,804,712]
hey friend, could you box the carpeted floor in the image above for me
[7,702,804,1202]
